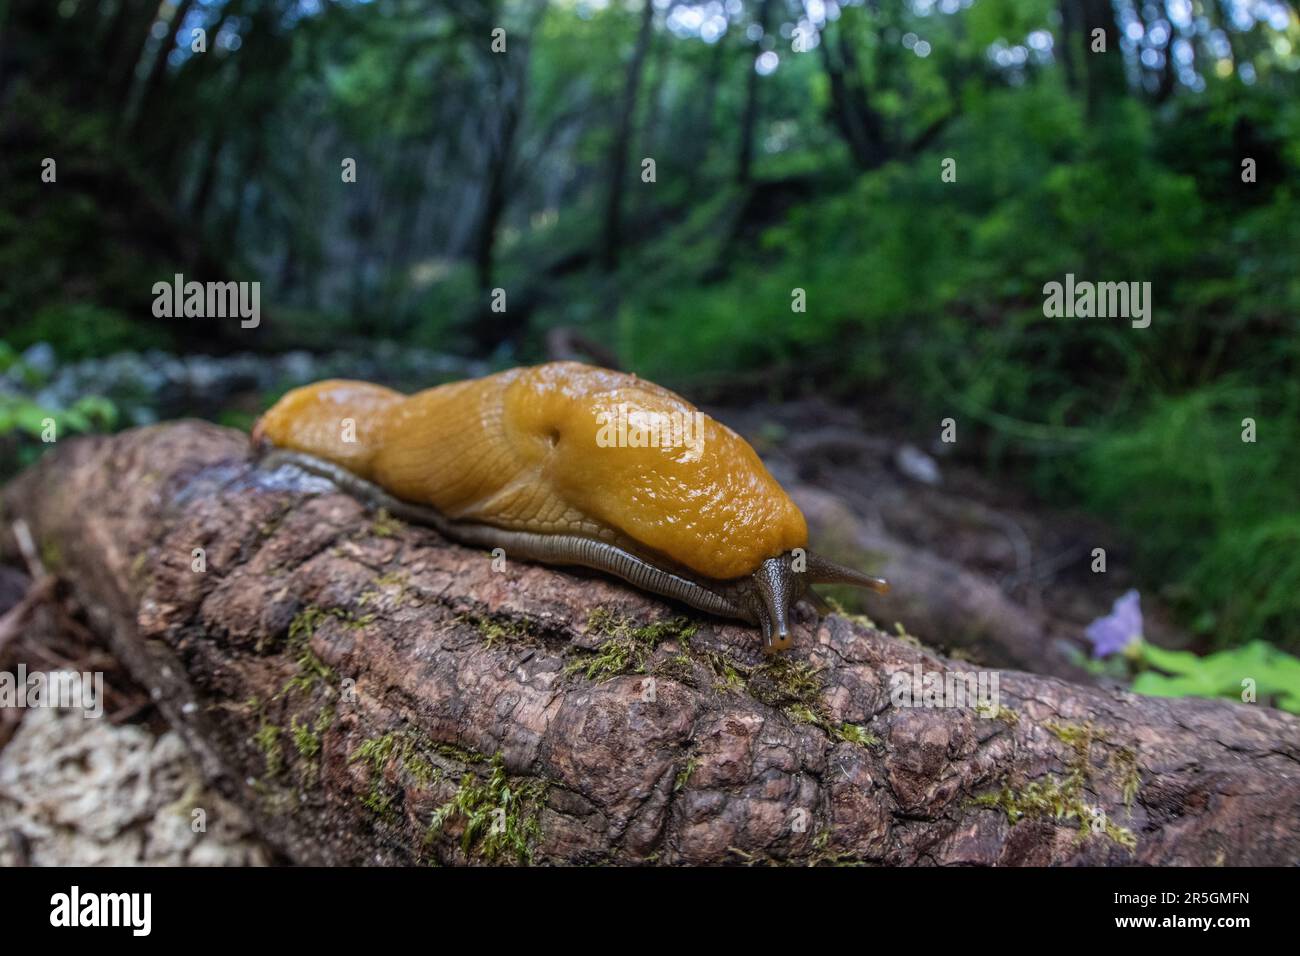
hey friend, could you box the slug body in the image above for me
[253,362,887,652]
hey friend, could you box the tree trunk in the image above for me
[468,2,547,352]
[129,0,197,133]
[110,0,159,110]
[1073,0,1128,117]
[736,0,773,185]
[4,423,1299,866]
[690,34,728,167]
[1058,0,1081,94]
[817,19,890,171]
[600,0,654,272]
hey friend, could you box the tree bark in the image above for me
[3,423,1299,866]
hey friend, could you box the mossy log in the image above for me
[3,422,1299,865]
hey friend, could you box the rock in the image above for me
[894,443,942,486]
[20,343,56,380]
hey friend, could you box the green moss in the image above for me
[291,715,322,760]
[1044,719,1102,751]
[749,657,829,727]
[564,609,888,752]
[653,652,696,683]
[371,508,401,538]
[277,605,376,693]
[824,596,879,631]
[253,723,283,777]
[976,703,1020,725]
[891,621,925,650]
[360,570,410,608]
[751,657,823,706]
[746,655,886,748]
[425,753,548,864]
[349,729,467,820]
[458,612,532,649]
[971,777,1137,851]
[39,539,62,572]
[284,649,335,696]
[432,741,487,765]
[352,733,399,774]
[674,757,698,792]
[372,570,408,588]
[360,784,396,818]
[972,720,1138,852]
[784,703,821,726]
[804,826,868,866]
[564,609,699,682]
[403,751,437,788]
[703,650,745,693]
[1111,746,1142,808]
[351,733,403,821]
[832,723,881,747]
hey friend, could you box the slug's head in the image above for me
[732,551,890,654]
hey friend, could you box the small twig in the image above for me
[0,575,56,655]
[10,519,46,581]
[0,519,61,655]
[107,698,153,725]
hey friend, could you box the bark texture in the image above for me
[3,423,1299,866]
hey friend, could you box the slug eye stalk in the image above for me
[805,551,891,594]
[746,551,890,654]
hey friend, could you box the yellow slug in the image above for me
[253,362,887,652]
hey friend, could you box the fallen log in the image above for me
[2,422,1298,865]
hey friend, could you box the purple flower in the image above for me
[1085,589,1143,659]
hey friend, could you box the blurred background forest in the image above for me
[1,0,1298,685]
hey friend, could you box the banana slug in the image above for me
[251,362,888,653]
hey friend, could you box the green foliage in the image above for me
[0,379,118,477]
[605,73,1300,654]
[6,304,166,360]
[1133,641,1300,714]
[0,83,182,354]
[0,394,113,439]
[1085,380,1300,649]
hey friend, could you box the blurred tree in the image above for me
[600,0,654,272]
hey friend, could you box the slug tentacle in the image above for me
[805,551,891,593]
[752,556,797,652]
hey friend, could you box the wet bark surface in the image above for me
[3,422,1298,865]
